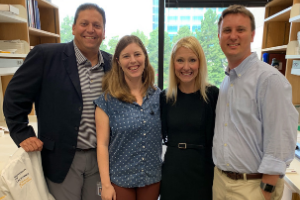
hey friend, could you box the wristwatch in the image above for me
[260,181,276,193]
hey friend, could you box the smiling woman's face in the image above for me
[174,46,199,87]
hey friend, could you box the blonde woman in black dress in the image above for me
[160,36,219,200]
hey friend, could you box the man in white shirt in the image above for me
[213,4,299,200]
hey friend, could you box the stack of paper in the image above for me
[0,40,25,54]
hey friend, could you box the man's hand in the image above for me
[261,189,271,200]
[20,137,43,152]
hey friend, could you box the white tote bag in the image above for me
[0,147,55,200]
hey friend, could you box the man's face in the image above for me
[72,8,105,54]
[218,13,255,63]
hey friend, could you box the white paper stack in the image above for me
[0,40,25,54]
[0,4,19,15]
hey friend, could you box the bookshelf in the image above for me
[0,0,60,121]
[262,0,300,105]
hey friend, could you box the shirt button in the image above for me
[75,127,78,131]
[238,74,241,77]
[143,121,146,123]
[224,144,227,147]
[141,170,144,172]
[227,103,229,107]
[224,123,227,127]
[143,146,145,148]
[144,133,146,136]
[227,164,230,166]
[90,80,93,83]
[141,109,143,111]
[78,106,82,111]
[230,84,233,87]
[142,158,144,160]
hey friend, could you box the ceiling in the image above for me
[165,0,272,7]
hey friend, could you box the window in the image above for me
[167,16,178,23]
[167,25,178,32]
[180,16,191,22]
[164,6,265,88]
[192,25,201,32]
[192,16,203,22]
[153,6,159,14]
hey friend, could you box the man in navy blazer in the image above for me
[3,3,111,200]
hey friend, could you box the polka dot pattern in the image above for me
[94,87,162,188]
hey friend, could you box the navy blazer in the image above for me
[3,41,112,183]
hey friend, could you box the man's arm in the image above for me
[3,45,45,150]
[258,74,299,199]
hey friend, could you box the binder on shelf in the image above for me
[0,4,19,15]
[26,0,41,29]
[0,58,23,68]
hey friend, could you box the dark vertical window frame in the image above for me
[158,0,165,89]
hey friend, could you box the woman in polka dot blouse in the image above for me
[94,35,162,200]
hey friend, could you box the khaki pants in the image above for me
[213,167,284,200]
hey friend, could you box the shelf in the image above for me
[266,0,293,8]
[264,6,292,22]
[262,45,287,52]
[0,12,27,23]
[29,27,60,38]
[37,0,58,9]
[0,67,19,76]
[0,53,27,58]
[290,15,300,22]
[286,55,300,59]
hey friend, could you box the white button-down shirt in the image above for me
[213,53,299,175]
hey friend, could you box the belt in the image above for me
[219,168,263,180]
[76,148,96,151]
[166,142,205,149]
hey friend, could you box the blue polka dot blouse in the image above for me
[94,87,162,188]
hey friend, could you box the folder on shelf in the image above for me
[0,4,19,15]
[0,59,23,68]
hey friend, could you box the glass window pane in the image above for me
[164,6,265,89]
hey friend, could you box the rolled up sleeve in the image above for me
[257,74,298,175]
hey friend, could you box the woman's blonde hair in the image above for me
[166,36,210,103]
[102,35,155,103]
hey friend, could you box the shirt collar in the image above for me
[225,52,258,78]
[73,40,104,67]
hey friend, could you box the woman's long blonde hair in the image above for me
[166,36,210,103]
[102,35,155,103]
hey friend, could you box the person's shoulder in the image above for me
[100,50,112,59]
[206,84,219,95]
[160,89,167,98]
[32,42,70,55]
[254,59,288,83]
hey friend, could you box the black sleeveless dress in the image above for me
[160,86,219,200]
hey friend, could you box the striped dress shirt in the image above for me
[73,41,104,149]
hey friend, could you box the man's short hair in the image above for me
[73,3,106,28]
[218,5,255,33]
